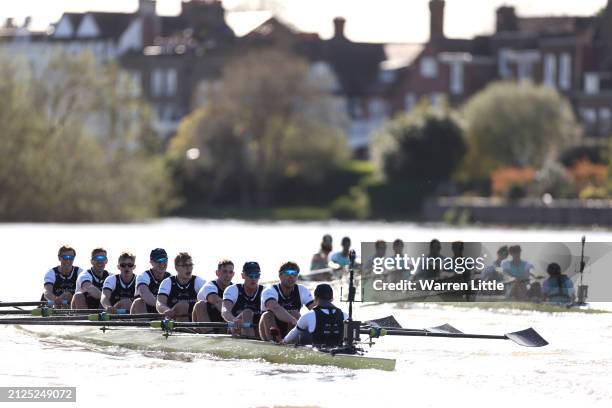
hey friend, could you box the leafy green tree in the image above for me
[372,103,466,189]
[0,51,174,221]
[169,48,349,207]
[461,81,579,181]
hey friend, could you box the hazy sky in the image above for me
[1,0,608,43]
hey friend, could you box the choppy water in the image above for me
[1,219,611,407]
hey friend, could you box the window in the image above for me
[599,108,611,135]
[498,49,512,78]
[151,68,178,97]
[543,54,556,87]
[152,69,164,97]
[404,93,416,112]
[450,62,464,95]
[166,69,177,96]
[518,61,533,82]
[420,56,438,78]
[368,99,387,118]
[585,73,600,94]
[559,53,572,90]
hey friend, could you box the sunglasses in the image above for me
[283,269,299,276]
[119,263,135,268]
[154,257,168,264]
[178,263,194,267]
[92,255,107,262]
[60,255,75,260]
[245,273,261,279]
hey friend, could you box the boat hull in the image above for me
[17,326,396,371]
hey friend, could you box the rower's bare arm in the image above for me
[207,293,223,311]
[156,294,171,314]
[221,299,235,322]
[82,282,102,299]
[100,289,113,310]
[138,285,156,307]
[267,300,298,325]
[43,284,56,302]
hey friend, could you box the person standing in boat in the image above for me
[542,262,575,304]
[101,252,138,313]
[260,262,314,342]
[193,259,235,326]
[42,245,82,309]
[131,248,171,314]
[282,283,347,347]
[330,237,352,267]
[71,248,110,309]
[157,252,205,321]
[221,261,264,338]
[310,234,333,270]
[501,245,535,300]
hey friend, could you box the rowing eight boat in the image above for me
[15,325,397,371]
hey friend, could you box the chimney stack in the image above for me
[429,0,445,41]
[333,17,346,39]
[496,6,518,33]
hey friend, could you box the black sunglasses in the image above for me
[119,263,134,268]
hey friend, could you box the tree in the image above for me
[372,103,467,190]
[169,48,349,207]
[461,81,579,180]
[0,51,174,221]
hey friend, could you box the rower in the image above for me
[542,262,575,304]
[42,245,82,309]
[282,283,347,347]
[101,252,138,313]
[157,252,205,321]
[71,248,110,309]
[131,248,171,314]
[259,262,314,342]
[330,237,351,267]
[192,259,235,326]
[221,261,264,338]
[310,234,333,270]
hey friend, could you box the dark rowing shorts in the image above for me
[274,317,292,337]
[84,293,101,310]
[146,303,157,314]
[206,302,224,322]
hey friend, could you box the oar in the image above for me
[0,310,37,315]
[88,313,161,321]
[362,327,548,347]
[31,308,127,317]
[0,313,161,323]
[363,316,462,334]
[0,319,254,329]
[0,301,48,307]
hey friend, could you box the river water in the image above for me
[0,219,611,407]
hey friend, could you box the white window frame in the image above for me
[151,68,164,97]
[543,53,556,87]
[584,73,600,95]
[559,53,572,90]
[449,62,464,95]
[420,56,438,78]
[166,68,177,96]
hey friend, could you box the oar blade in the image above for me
[426,324,463,334]
[365,315,402,329]
[505,328,548,347]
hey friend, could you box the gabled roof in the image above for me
[53,12,133,41]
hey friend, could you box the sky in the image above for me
[1,0,608,43]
